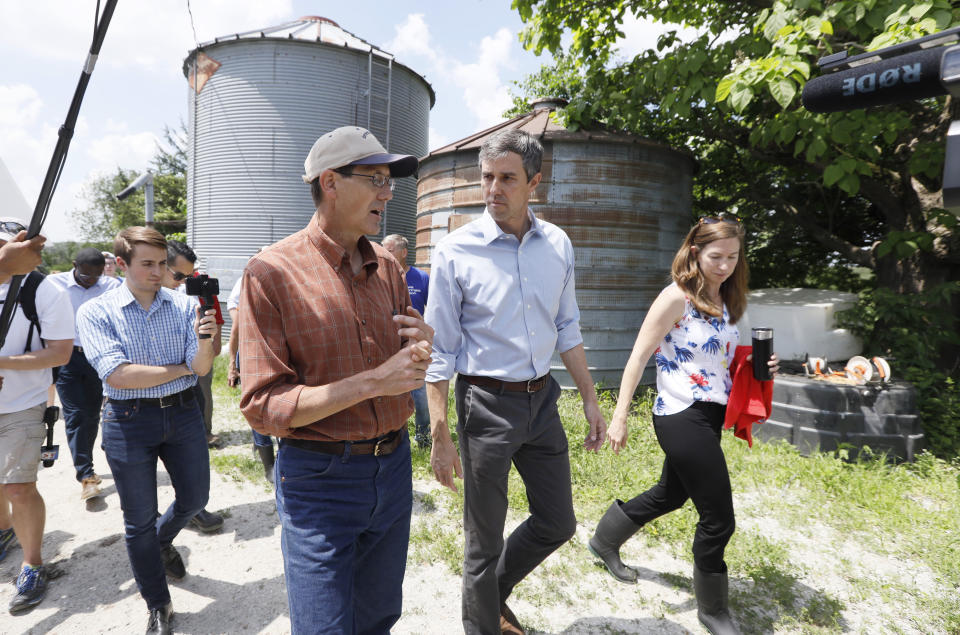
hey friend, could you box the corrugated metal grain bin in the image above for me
[182,16,433,311]
[417,101,696,389]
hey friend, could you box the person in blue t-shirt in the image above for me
[382,234,430,447]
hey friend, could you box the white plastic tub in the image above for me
[738,288,861,362]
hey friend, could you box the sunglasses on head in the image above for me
[698,215,741,226]
[0,221,27,236]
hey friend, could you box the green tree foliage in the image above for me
[512,0,960,455]
[74,123,187,242]
[510,0,958,292]
[40,240,112,273]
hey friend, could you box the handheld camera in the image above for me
[185,274,220,340]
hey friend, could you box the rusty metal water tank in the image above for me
[182,16,434,299]
[416,101,696,389]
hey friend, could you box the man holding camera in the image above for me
[47,247,120,502]
[238,126,432,633]
[0,218,73,614]
[162,240,224,532]
[77,227,217,635]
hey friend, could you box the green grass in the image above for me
[208,355,960,632]
[209,452,269,486]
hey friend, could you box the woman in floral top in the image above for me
[588,217,777,635]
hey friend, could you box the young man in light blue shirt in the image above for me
[77,227,216,635]
[426,129,607,634]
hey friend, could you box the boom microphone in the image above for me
[801,46,951,113]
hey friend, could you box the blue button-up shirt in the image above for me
[426,209,582,382]
[76,284,200,399]
[46,269,121,345]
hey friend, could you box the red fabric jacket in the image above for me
[723,345,773,446]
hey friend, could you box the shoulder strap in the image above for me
[20,271,46,353]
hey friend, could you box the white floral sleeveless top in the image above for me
[653,284,739,416]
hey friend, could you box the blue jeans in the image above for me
[411,385,430,442]
[252,429,273,447]
[100,395,209,610]
[276,433,413,634]
[55,348,102,481]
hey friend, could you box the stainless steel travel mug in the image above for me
[752,327,773,381]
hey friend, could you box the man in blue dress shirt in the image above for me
[425,129,607,635]
[76,227,217,635]
[48,248,121,502]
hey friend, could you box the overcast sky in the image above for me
[0,1,672,242]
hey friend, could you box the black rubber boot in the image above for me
[588,500,642,583]
[257,444,275,484]
[694,565,740,635]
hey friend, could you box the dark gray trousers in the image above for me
[196,371,214,435]
[455,376,577,635]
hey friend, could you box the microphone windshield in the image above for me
[801,46,948,113]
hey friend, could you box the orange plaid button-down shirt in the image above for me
[238,215,413,441]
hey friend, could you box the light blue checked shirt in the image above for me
[46,269,121,345]
[426,208,583,383]
[76,283,200,399]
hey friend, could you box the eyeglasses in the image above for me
[698,215,742,226]
[0,221,27,235]
[334,169,395,191]
[167,267,189,282]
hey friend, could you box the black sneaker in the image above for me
[161,544,186,580]
[9,564,48,614]
[189,509,223,533]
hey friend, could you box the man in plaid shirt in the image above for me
[238,126,433,634]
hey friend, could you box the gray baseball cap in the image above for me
[302,126,417,183]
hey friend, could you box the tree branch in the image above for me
[761,195,875,266]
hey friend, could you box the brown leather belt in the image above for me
[459,373,550,393]
[282,429,404,457]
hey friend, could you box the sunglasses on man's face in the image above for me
[167,268,190,282]
[74,271,99,282]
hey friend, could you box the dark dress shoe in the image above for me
[146,602,173,634]
[161,544,186,580]
[189,509,224,533]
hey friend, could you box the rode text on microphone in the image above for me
[801,26,960,216]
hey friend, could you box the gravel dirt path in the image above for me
[2,399,939,634]
[0,418,715,635]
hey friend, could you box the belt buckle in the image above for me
[159,394,175,408]
[526,379,538,393]
[374,438,385,456]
